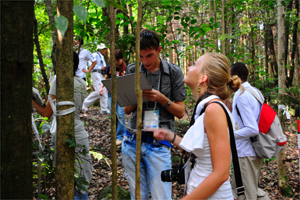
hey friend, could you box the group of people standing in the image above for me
[32,29,270,200]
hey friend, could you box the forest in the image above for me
[1,0,299,199]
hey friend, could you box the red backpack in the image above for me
[236,88,287,159]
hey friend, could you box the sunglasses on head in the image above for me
[140,32,159,44]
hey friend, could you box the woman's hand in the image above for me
[152,128,174,141]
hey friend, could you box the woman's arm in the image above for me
[152,128,183,150]
[182,102,231,199]
[32,94,56,118]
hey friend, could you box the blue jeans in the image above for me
[74,188,88,200]
[108,93,126,141]
[122,134,172,200]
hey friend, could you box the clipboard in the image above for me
[102,72,152,107]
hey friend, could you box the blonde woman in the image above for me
[152,53,241,199]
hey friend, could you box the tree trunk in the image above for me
[109,5,118,200]
[284,0,293,87]
[135,0,143,199]
[230,7,235,64]
[266,23,278,77]
[55,0,75,199]
[277,1,294,197]
[289,0,298,87]
[123,3,129,34]
[221,0,225,55]
[214,0,218,52]
[34,12,50,94]
[264,20,268,81]
[0,1,34,199]
[209,0,212,52]
[45,0,57,74]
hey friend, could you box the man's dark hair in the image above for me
[140,29,160,50]
[73,51,79,76]
[75,35,84,45]
[115,49,124,60]
[230,62,248,82]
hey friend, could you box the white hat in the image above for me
[97,43,107,50]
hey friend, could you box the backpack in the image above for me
[236,88,287,159]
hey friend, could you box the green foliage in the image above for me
[98,185,130,200]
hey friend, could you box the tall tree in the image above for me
[289,0,299,87]
[45,0,57,74]
[109,5,118,199]
[1,1,34,198]
[34,12,50,94]
[276,0,294,197]
[135,0,143,198]
[55,0,75,199]
[221,0,225,55]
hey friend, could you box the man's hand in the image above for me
[142,89,163,102]
[82,69,89,73]
[101,66,105,71]
[99,88,103,96]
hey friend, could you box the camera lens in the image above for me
[161,169,172,182]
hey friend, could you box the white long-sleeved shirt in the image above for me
[232,82,262,157]
[91,51,106,71]
[75,48,96,79]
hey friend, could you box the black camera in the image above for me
[161,164,185,184]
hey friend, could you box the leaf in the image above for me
[175,6,182,11]
[232,22,237,27]
[54,15,68,37]
[213,22,219,28]
[90,151,111,168]
[64,139,76,147]
[191,19,197,25]
[173,0,180,5]
[167,16,172,22]
[73,5,87,23]
[174,16,180,20]
[104,0,126,10]
[92,0,105,7]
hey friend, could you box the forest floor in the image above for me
[33,106,299,199]
[84,107,300,200]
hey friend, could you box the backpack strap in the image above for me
[202,101,245,198]
[244,88,265,104]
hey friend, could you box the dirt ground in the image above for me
[33,106,299,199]
[83,107,299,200]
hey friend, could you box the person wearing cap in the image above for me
[73,35,97,81]
[82,43,110,114]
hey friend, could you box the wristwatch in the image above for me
[163,99,171,108]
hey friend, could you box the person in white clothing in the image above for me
[73,35,97,81]
[82,43,110,114]
[230,62,270,200]
[152,53,241,199]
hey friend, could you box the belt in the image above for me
[125,130,155,143]
[92,69,104,74]
[125,130,171,147]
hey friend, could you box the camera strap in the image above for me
[201,101,245,198]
